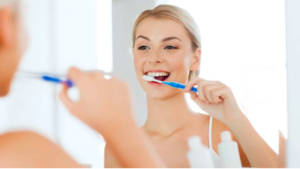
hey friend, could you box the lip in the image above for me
[144,69,170,75]
[148,81,163,86]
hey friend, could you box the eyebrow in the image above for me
[136,35,182,42]
[136,35,150,41]
[162,36,181,42]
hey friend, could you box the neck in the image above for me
[144,92,196,136]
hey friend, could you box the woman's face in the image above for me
[133,18,200,100]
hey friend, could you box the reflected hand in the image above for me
[184,76,242,125]
[59,67,134,135]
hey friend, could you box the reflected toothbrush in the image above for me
[143,75,198,92]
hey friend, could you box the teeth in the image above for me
[147,72,170,77]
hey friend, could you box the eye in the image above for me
[164,45,178,50]
[138,46,150,50]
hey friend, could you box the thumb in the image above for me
[67,67,83,86]
[189,91,206,107]
[59,84,76,112]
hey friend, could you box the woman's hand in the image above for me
[59,67,163,168]
[184,76,243,125]
[59,67,134,135]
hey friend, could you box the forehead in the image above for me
[135,17,190,41]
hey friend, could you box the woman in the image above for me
[0,0,162,167]
[105,4,278,168]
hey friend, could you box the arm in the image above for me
[0,131,80,168]
[105,145,123,168]
[235,135,251,167]
[228,114,278,167]
[185,77,278,167]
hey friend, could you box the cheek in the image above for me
[168,52,191,80]
[133,54,145,73]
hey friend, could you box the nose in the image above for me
[148,50,163,64]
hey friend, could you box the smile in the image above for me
[145,71,170,82]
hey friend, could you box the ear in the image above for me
[190,48,201,71]
[0,8,14,49]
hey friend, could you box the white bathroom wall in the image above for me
[286,0,300,167]
[51,0,104,167]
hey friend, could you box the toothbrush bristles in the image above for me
[142,75,162,83]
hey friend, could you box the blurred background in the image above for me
[0,0,286,167]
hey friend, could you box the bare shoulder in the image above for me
[104,144,123,168]
[0,131,79,168]
[211,119,251,167]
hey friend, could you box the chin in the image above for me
[145,88,181,100]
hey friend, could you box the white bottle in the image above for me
[187,135,214,168]
[218,131,242,168]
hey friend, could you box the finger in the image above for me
[67,67,83,86]
[203,84,224,103]
[86,71,110,85]
[86,69,106,74]
[87,70,119,81]
[185,77,209,103]
[184,77,202,92]
[209,84,227,103]
[210,87,227,104]
[212,86,232,101]
[189,90,198,100]
[59,84,76,111]
[188,91,206,107]
[198,81,221,103]
[108,78,124,91]
[94,72,106,81]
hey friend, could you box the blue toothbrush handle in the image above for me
[163,82,198,93]
[65,79,74,87]
[190,87,198,93]
[42,76,74,87]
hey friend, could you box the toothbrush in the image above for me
[143,75,198,92]
[17,71,74,87]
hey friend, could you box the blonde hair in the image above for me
[132,4,201,80]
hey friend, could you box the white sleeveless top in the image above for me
[209,116,221,167]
